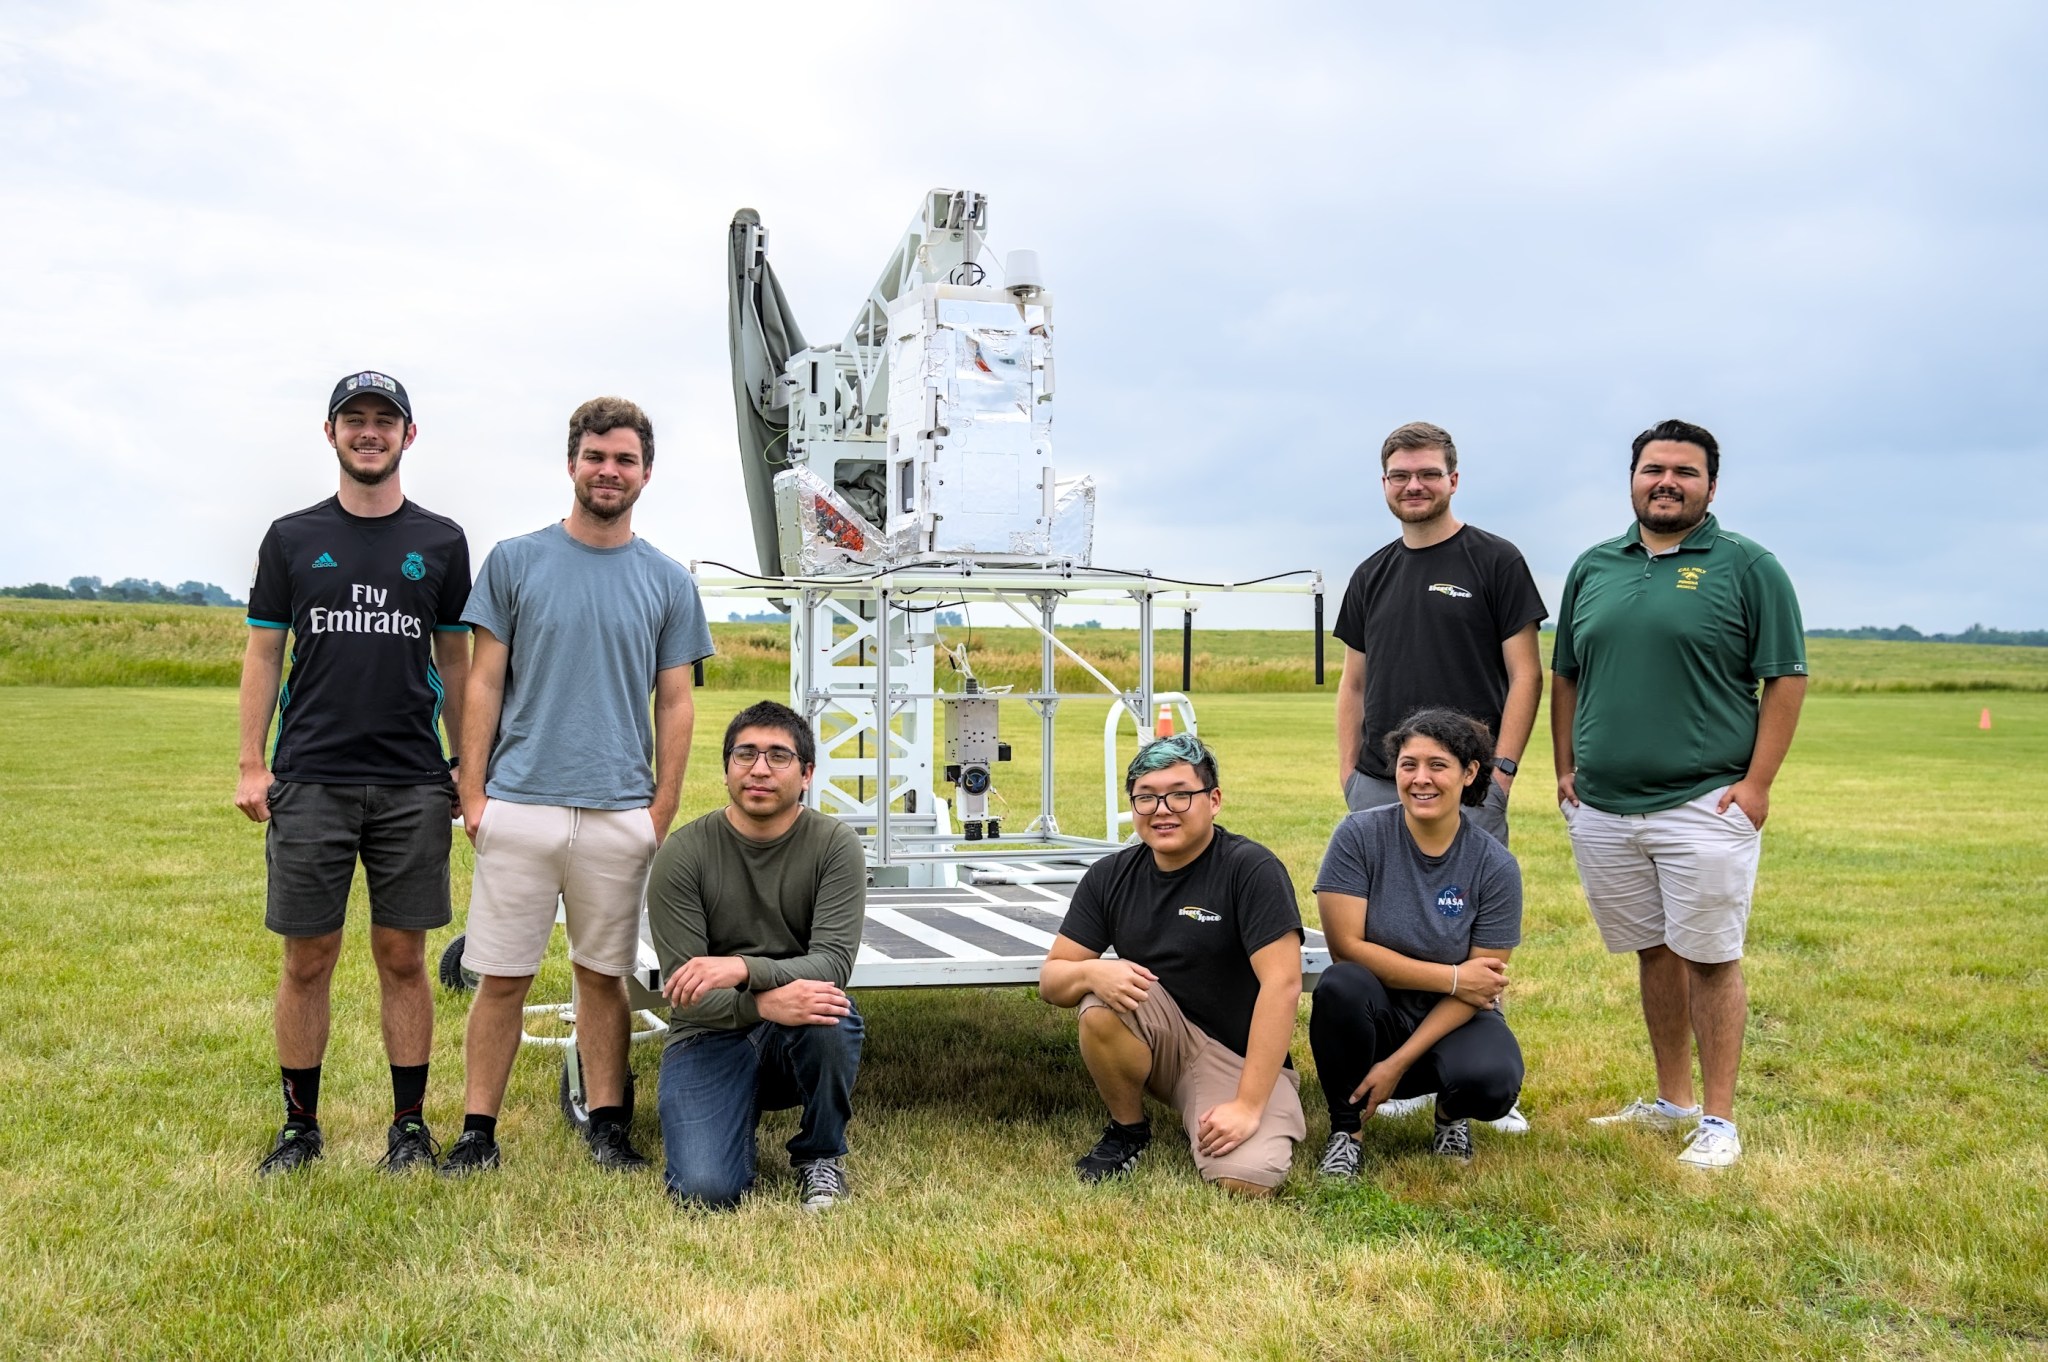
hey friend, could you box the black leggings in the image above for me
[1309,961,1524,1133]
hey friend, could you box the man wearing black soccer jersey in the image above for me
[236,372,472,1177]
[1333,421,1547,847]
[1040,735,1306,1195]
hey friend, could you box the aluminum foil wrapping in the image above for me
[1049,474,1096,564]
[773,466,914,575]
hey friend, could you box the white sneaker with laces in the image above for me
[1588,1097,1700,1132]
[1676,1123,1742,1169]
[1488,1104,1530,1134]
[1374,1094,1434,1119]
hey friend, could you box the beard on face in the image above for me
[338,446,401,487]
[575,480,638,521]
[1391,494,1448,524]
[1634,488,1706,534]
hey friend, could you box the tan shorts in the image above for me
[1563,786,1763,965]
[1079,984,1304,1188]
[462,800,657,978]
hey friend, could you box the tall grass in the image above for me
[6,598,2047,694]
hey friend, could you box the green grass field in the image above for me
[1,611,2045,1358]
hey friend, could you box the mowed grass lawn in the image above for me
[1,673,2046,1357]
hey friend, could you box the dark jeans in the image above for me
[657,1004,865,1209]
[1308,961,1522,1133]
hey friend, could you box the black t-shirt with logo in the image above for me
[247,497,471,784]
[1332,524,1548,780]
[1057,826,1303,1057]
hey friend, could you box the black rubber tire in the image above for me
[558,1048,634,1134]
[437,935,477,993]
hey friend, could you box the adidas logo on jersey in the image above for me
[310,553,338,569]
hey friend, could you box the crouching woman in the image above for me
[1309,708,1524,1175]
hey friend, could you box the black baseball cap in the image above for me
[328,371,413,422]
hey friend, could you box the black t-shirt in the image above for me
[247,497,471,784]
[1332,524,1548,780]
[1057,826,1303,1058]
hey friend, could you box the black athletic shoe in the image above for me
[256,1123,323,1178]
[1431,1118,1474,1163]
[586,1121,650,1172]
[376,1118,440,1174]
[796,1156,849,1211]
[1075,1120,1151,1183]
[438,1128,501,1178]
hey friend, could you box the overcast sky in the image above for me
[3,1,2043,632]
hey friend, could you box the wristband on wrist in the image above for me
[1449,963,1460,997]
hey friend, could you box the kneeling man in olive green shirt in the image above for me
[648,700,867,1210]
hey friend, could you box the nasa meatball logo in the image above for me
[1435,885,1466,918]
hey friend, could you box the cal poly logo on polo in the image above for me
[1178,906,1220,924]
[401,552,425,581]
[1428,583,1472,599]
[1435,885,1466,918]
[1676,566,1707,591]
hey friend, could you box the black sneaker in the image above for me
[438,1128,501,1178]
[1431,1117,1474,1163]
[1075,1120,1151,1183]
[376,1118,440,1174]
[586,1121,650,1172]
[256,1123,323,1178]
[796,1156,849,1211]
[1316,1130,1362,1180]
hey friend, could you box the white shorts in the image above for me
[1562,786,1762,965]
[463,801,657,978]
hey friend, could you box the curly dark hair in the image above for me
[1380,707,1495,808]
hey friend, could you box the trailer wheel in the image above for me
[438,935,477,992]
[559,1048,635,1134]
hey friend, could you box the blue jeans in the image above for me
[657,1005,865,1209]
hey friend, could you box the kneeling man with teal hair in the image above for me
[1039,734,1306,1195]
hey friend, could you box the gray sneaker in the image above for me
[796,1156,849,1211]
[1316,1131,1362,1180]
[1589,1098,1700,1132]
[1431,1118,1474,1163]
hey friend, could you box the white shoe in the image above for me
[1676,1124,1741,1169]
[1374,1094,1434,1119]
[1588,1097,1700,1132]
[1486,1103,1530,1134]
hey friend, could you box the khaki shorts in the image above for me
[1079,984,1305,1188]
[462,800,657,978]
[1563,786,1762,965]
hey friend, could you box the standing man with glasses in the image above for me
[239,371,471,1177]
[1555,419,1807,1169]
[647,701,867,1211]
[1040,735,1307,1195]
[1333,421,1547,847]
[441,396,714,1177]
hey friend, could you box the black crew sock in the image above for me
[1111,1117,1151,1141]
[391,1064,429,1126]
[586,1105,628,1133]
[462,1113,497,1140]
[281,1065,322,1131]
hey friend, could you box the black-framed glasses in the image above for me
[1130,787,1215,815]
[728,744,800,770]
[1382,469,1448,487]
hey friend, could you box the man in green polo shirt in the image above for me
[1551,419,1806,1170]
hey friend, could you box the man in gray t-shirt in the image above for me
[442,396,714,1179]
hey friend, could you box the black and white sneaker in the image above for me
[1075,1120,1151,1183]
[1431,1118,1474,1163]
[1316,1130,1362,1180]
[586,1121,650,1172]
[256,1123,323,1178]
[376,1119,440,1174]
[438,1128,501,1178]
[796,1156,849,1211]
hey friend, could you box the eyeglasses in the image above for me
[1382,470,1448,487]
[1130,787,1215,815]
[728,744,800,770]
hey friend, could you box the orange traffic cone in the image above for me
[1980,707,1993,731]
[1155,702,1175,738]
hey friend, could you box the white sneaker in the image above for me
[1374,1094,1434,1119]
[1588,1098,1700,1132]
[1676,1124,1741,1169]
[1487,1103,1530,1134]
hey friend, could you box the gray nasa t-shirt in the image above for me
[1314,803,1522,964]
[463,523,713,809]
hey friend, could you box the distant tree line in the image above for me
[1805,624,2048,647]
[0,576,243,607]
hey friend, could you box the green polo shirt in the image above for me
[1552,514,1806,814]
